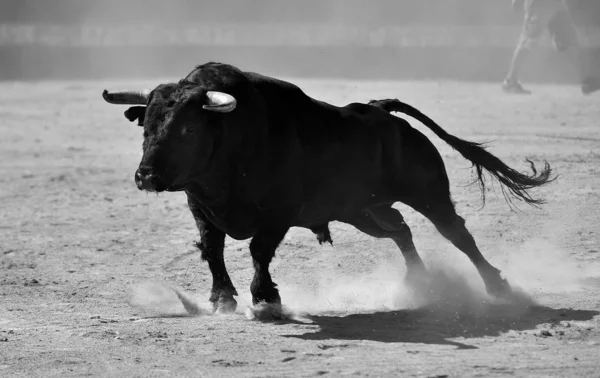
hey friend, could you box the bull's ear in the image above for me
[124,106,146,126]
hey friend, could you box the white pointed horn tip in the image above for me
[203,91,237,113]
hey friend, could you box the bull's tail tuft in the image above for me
[368,98,555,208]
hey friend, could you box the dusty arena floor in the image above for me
[1,79,600,377]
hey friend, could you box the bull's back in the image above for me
[294,104,402,204]
[239,74,447,216]
[298,102,449,210]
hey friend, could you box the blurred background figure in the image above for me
[503,0,600,95]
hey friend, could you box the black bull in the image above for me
[103,62,553,314]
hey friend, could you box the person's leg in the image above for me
[503,0,554,94]
[504,45,533,94]
[549,3,600,94]
[577,28,600,94]
[562,46,600,94]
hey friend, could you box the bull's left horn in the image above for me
[102,89,151,105]
[203,91,237,113]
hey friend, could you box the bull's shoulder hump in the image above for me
[244,71,301,91]
[243,71,320,106]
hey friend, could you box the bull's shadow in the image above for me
[285,303,598,349]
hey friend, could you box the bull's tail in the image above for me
[368,98,555,207]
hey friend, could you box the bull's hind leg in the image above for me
[344,205,428,287]
[417,201,512,298]
[188,198,238,313]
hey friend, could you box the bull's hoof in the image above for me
[251,285,281,306]
[251,294,281,307]
[480,265,513,299]
[212,296,238,314]
[485,277,512,299]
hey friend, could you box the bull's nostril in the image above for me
[137,165,153,176]
[134,167,165,192]
[134,170,146,190]
[145,173,156,184]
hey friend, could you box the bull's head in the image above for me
[102,85,237,192]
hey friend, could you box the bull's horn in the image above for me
[102,89,151,105]
[203,91,237,113]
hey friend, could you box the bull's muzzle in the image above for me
[135,168,166,192]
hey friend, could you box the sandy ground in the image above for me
[1,78,600,377]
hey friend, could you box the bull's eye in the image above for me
[143,130,149,138]
[184,126,195,135]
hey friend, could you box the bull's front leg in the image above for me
[188,198,238,314]
[249,226,289,305]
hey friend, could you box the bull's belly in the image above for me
[198,204,260,241]
[294,194,385,227]
[289,179,386,228]
[197,175,389,239]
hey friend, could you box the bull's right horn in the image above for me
[102,89,151,105]
[203,91,237,113]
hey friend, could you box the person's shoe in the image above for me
[581,77,600,95]
[502,79,531,94]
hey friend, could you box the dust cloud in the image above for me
[504,239,592,294]
[277,255,520,318]
[129,280,211,317]
[276,237,595,319]
[128,232,594,320]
